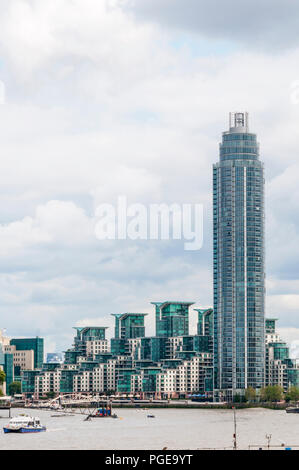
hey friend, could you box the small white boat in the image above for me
[3,415,46,433]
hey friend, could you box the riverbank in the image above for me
[14,401,289,410]
[112,402,288,410]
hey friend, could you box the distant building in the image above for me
[21,309,299,399]
[61,327,109,373]
[265,318,299,391]
[111,313,147,356]
[0,349,13,394]
[10,337,44,369]
[195,308,213,337]
[0,330,10,347]
[46,353,63,364]
[4,345,34,374]
[1,331,44,393]
[22,302,213,399]
[0,330,14,393]
[152,302,194,337]
[113,313,147,340]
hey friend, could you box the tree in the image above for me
[46,392,56,399]
[8,381,21,396]
[260,385,284,402]
[0,369,5,385]
[285,386,299,403]
[233,393,241,403]
[245,387,256,403]
[233,393,245,403]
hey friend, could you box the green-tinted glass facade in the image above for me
[204,367,214,393]
[142,368,161,392]
[195,308,213,337]
[148,337,167,362]
[112,315,122,339]
[10,337,44,369]
[112,313,147,340]
[193,336,211,354]
[152,301,194,337]
[60,370,77,394]
[94,353,114,364]
[116,369,135,393]
[64,350,81,365]
[73,327,107,356]
[140,338,152,360]
[4,353,14,388]
[121,314,146,339]
[286,368,299,388]
[22,370,40,395]
[269,342,289,361]
[265,319,277,334]
[111,338,126,356]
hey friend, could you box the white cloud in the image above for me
[0,200,94,256]
[0,0,298,352]
[0,0,157,84]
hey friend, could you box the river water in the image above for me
[0,407,298,450]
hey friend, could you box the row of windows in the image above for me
[222,133,257,142]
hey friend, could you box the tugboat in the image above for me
[3,415,46,433]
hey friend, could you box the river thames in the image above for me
[0,407,299,450]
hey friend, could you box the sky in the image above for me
[0,0,299,356]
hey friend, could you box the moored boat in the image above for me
[286,406,299,413]
[3,415,46,433]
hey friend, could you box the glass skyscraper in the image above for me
[213,112,265,399]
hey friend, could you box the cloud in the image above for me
[0,0,156,82]
[0,197,213,351]
[0,0,298,354]
[127,0,299,51]
[0,200,94,257]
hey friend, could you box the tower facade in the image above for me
[213,112,265,399]
[151,302,194,337]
